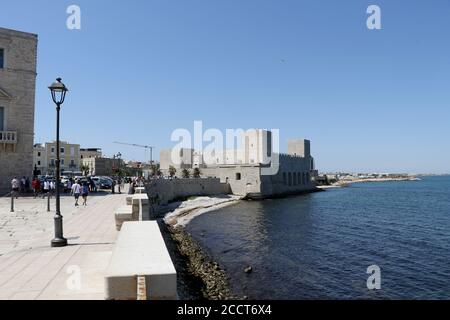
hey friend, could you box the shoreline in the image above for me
[168,225,240,300]
[163,195,243,228]
[317,177,421,189]
[160,195,244,300]
[161,178,423,299]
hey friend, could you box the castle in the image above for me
[160,129,318,199]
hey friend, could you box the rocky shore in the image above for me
[157,195,243,300]
[168,225,239,300]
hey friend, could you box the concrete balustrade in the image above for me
[107,185,177,300]
[135,187,146,194]
[114,205,134,231]
[126,195,133,205]
[132,193,150,221]
[104,221,177,300]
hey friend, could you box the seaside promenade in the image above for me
[0,190,128,300]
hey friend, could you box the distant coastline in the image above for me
[318,177,421,189]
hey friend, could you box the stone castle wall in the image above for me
[145,178,231,205]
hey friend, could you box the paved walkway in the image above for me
[0,190,128,300]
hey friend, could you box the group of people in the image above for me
[10,177,34,198]
[70,180,90,206]
[11,177,56,199]
[11,176,89,206]
[11,175,142,206]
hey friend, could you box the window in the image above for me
[61,159,65,165]
[70,147,75,156]
[236,173,241,181]
[38,161,41,166]
[51,147,55,154]
[37,152,41,157]
[0,48,4,69]
[60,147,65,154]
[70,160,75,166]
[50,159,55,166]
[0,107,4,131]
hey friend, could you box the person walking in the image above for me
[11,177,20,199]
[25,177,30,193]
[43,179,50,199]
[81,182,89,206]
[71,180,81,206]
[20,176,26,194]
[50,180,56,197]
[32,178,41,199]
[117,177,122,194]
[67,178,73,194]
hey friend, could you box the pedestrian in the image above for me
[71,180,81,206]
[50,180,56,197]
[43,179,50,198]
[20,176,26,193]
[25,177,30,193]
[111,179,116,194]
[81,182,89,206]
[11,177,20,199]
[67,178,73,193]
[32,178,41,199]
[128,181,135,195]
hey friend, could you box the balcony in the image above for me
[0,131,17,151]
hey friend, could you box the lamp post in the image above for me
[48,78,68,248]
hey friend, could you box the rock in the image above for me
[244,266,253,274]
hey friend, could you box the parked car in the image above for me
[98,177,113,189]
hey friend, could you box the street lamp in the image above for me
[48,78,68,248]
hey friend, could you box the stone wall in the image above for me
[145,178,231,205]
[196,153,317,199]
[0,28,37,194]
[201,166,262,197]
[259,154,316,198]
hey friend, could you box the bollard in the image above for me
[10,193,14,212]
[47,193,51,212]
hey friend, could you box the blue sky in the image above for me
[1,0,449,173]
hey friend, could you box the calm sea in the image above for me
[186,176,450,299]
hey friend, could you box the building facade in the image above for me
[0,28,37,194]
[33,141,81,175]
[80,148,102,160]
[81,157,122,176]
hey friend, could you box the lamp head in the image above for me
[49,78,68,105]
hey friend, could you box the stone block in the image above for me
[104,221,177,300]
